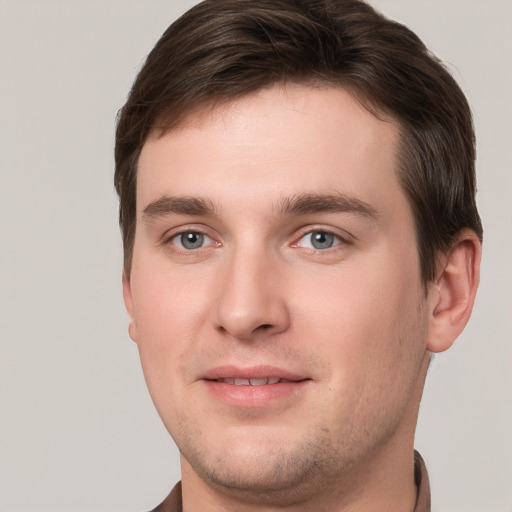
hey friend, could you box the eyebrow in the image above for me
[278,193,379,219]
[142,192,378,222]
[142,196,216,221]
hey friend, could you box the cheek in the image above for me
[292,256,426,384]
[129,265,213,403]
[293,258,428,437]
[131,258,211,343]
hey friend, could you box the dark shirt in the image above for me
[151,451,431,512]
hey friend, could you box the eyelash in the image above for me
[291,228,350,252]
[163,227,351,254]
[165,229,219,252]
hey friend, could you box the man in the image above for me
[114,0,482,510]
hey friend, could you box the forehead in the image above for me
[137,85,403,217]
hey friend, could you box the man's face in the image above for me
[124,85,432,499]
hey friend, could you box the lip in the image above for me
[201,365,311,408]
[202,365,307,382]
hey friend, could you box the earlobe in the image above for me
[122,270,139,343]
[427,229,481,353]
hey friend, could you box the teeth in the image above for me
[249,378,268,386]
[216,378,282,386]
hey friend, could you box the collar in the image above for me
[413,450,431,512]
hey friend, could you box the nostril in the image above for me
[257,324,273,331]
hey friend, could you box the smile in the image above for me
[202,366,310,408]
[214,378,293,386]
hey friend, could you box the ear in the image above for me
[427,229,482,353]
[122,269,139,343]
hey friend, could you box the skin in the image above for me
[123,85,481,511]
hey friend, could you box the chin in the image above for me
[179,428,341,503]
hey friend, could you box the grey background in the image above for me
[0,0,510,511]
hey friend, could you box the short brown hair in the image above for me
[115,0,483,282]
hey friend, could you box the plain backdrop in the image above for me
[0,1,511,511]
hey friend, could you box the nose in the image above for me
[213,248,290,341]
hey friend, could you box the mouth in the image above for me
[202,366,310,407]
[202,365,308,384]
[211,377,298,386]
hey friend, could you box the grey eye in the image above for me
[179,232,205,250]
[310,231,336,249]
[297,230,341,250]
